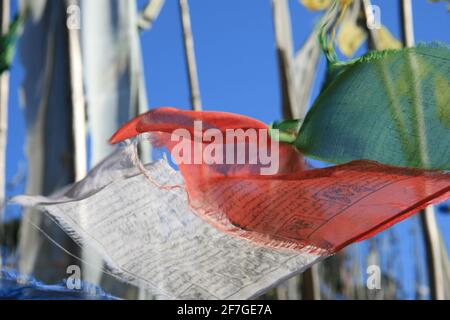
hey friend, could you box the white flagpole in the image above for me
[179,0,202,111]
[400,0,445,300]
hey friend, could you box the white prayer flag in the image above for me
[12,143,321,299]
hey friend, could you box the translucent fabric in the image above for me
[110,107,450,254]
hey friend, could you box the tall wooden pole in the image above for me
[419,207,445,299]
[399,0,444,300]
[0,0,10,224]
[271,0,321,300]
[0,0,9,270]
[400,0,414,47]
[271,0,299,119]
[179,0,202,111]
[67,0,87,182]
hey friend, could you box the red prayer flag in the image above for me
[110,107,450,254]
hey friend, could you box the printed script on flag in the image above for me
[12,106,450,299]
[12,144,322,299]
[109,108,450,253]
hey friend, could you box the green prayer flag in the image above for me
[276,43,450,170]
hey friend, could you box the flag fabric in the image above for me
[109,107,450,254]
[12,143,322,299]
[81,0,150,288]
[12,107,450,298]
[10,0,450,300]
[293,43,450,170]
[17,0,79,283]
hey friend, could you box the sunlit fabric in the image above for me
[110,107,450,254]
[278,43,450,170]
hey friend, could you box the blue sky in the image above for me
[4,0,450,298]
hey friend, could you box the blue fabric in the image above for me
[0,268,118,300]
